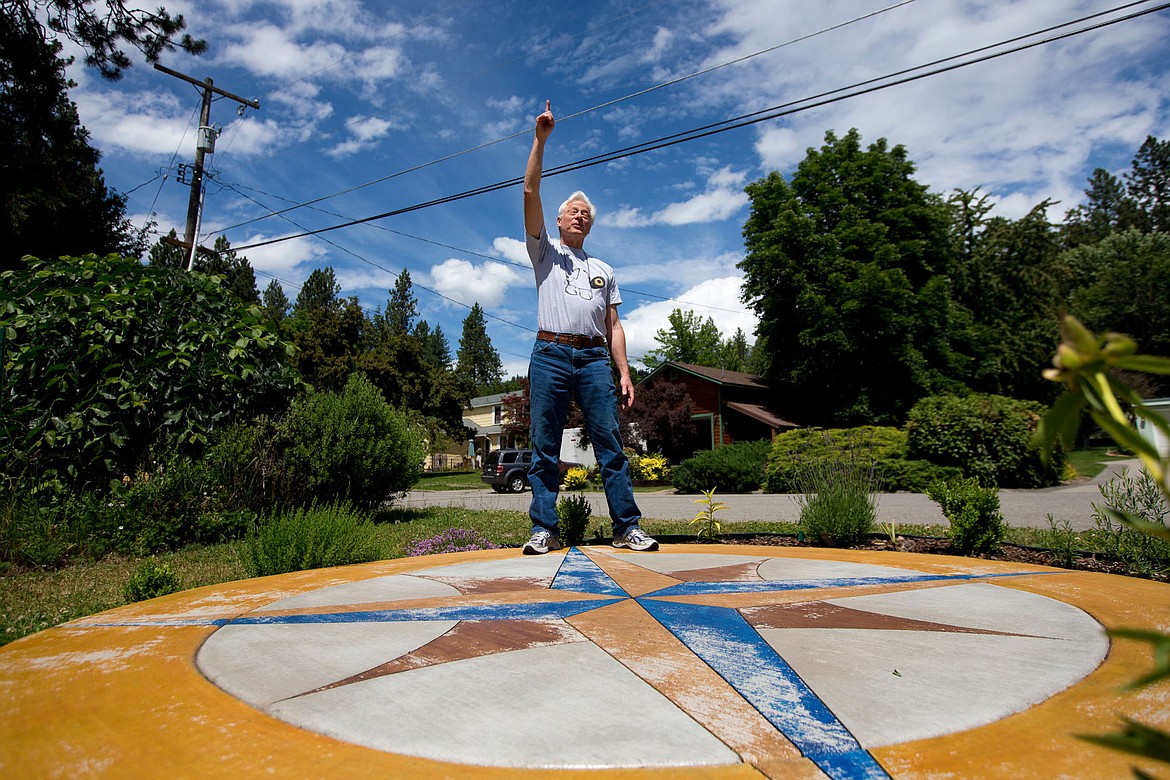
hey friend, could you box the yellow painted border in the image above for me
[1,545,1167,779]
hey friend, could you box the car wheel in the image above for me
[507,475,526,493]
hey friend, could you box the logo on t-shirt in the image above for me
[565,267,601,300]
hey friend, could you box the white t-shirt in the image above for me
[526,227,622,337]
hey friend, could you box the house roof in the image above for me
[725,401,800,430]
[639,361,768,389]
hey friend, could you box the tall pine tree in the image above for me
[456,303,503,396]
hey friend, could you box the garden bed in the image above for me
[717,533,1166,583]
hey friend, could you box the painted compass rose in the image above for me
[191,547,1107,779]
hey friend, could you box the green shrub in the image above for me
[241,501,380,577]
[1091,467,1170,575]
[202,419,281,513]
[562,467,590,491]
[0,253,299,490]
[78,453,252,557]
[274,373,425,510]
[672,440,771,494]
[556,494,593,546]
[925,476,1005,554]
[906,393,1064,488]
[630,453,671,482]
[874,458,962,493]
[792,433,880,547]
[766,427,905,493]
[124,558,182,602]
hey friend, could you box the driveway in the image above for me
[399,459,1145,531]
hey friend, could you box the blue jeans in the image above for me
[528,340,641,537]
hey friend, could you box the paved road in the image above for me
[400,459,1145,531]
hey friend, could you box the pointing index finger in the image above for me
[545,99,551,113]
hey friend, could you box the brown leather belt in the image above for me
[537,330,607,349]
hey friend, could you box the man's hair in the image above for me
[557,191,597,222]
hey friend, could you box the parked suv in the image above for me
[481,449,532,493]
[480,449,583,493]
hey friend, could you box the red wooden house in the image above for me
[635,361,800,455]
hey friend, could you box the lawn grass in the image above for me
[0,446,1146,649]
[1065,446,1132,480]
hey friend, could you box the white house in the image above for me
[462,391,596,469]
[1136,397,1170,458]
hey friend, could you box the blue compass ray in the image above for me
[640,598,890,780]
[551,547,628,596]
[648,569,1048,597]
[86,598,624,629]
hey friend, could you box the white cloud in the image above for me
[641,27,675,64]
[327,115,394,158]
[622,276,758,368]
[603,166,749,227]
[235,232,330,280]
[428,258,523,309]
[492,236,529,265]
[218,24,348,78]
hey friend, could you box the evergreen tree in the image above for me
[262,279,290,323]
[195,235,260,305]
[1125,135,1170,233]
[455,303,503,395]
[293,267,341,317]
[386,269,418,337]
[1063,169,1134,247]
[416,320,453,369]
[9,0,205,81]
[1,9,143,270]
[147,229,188,268]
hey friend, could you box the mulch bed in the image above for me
[717,534,1167,583]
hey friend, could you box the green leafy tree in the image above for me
[1,9,143,271]
[0,254,300,487]
[455,303,503,395]
[643,309,724,369]
[739,129,959,426]
[720,328,752,373]
[948,194,1070,402]
[1067,229,1170,394]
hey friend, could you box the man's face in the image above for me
[557,200,592,244]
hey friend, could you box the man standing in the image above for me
[521,99,657,555]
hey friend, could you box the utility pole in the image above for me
[155,64,259,269]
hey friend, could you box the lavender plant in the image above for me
[405,527,501,556]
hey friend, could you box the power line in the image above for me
[214,176,536,335]
[215,0,919,234]
[229,0,1169,254]
[216,176,753,316]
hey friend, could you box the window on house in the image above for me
[493,406,503,425]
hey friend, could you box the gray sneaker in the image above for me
[523,529,561,555]
[613,526,658,551]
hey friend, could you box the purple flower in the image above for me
[405,527,502,556]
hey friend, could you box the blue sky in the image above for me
[65,0,1170,375]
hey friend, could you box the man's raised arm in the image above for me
[524,99,554,240]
